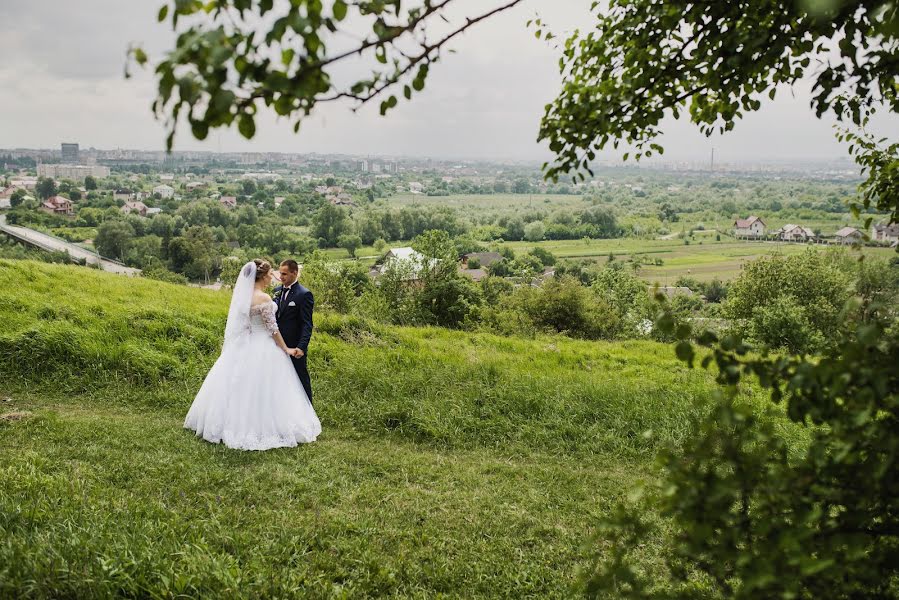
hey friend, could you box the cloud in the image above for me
[0,0,896,162]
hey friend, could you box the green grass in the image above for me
[502,238,895,283]
[0,259,802,597]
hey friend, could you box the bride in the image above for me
[184,259,321,450]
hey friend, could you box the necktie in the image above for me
[280,286,291,311]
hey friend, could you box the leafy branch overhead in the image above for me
[128,0,524,150]
[537,0,899,180]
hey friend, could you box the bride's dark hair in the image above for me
[253,259,272,282]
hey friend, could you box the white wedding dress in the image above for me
[184,262,321,450]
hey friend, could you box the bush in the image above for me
[725,249,852,351]
[748,295,824,354]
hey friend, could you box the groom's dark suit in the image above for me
[273,282,314,404]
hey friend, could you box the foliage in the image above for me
[725,250,853,351]
[134,0,525,149]
[35,177,57,200]
[538,0,899,179]
[94,220,135,260]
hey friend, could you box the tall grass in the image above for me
[0,259,724,457]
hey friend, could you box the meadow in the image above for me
[321,234,894,283]
[0,259,807,597]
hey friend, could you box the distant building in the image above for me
[733,216,766,238]
[8,176,38,190]
[834,226,864,245]
[37,164,110,179]
[40,195,74,216]
[152,184,175,199]
[61,143,79,163]
[460,252,502,269]
[409,181,423,194]
[459,268,489,282]
[121,201,148,216]
[145,207,163,216]
[113,189,134,202]
[0,185,26,200]
[871,223,899,245]
[219,196,237,209]
[370,247,432,281]
[774,224,816,242]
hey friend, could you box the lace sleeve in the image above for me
[260,302,279,335]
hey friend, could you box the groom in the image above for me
[274,259,314,404]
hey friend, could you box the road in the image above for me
[0,214,141,276]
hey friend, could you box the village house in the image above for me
[370,247,433,281]
[774,224,816,242]
[0,185,26,200]
[120,201,148,217]
[145,207,163,216]
[409,181,424,194]
[834,226,864,245]
[733,216,767,238]
[219,196,237,209]
[113,189,134,202]
[40,195,74,216]
[460,252,502,269]
[8,176,38,190]
[871,223,899,245]
[153,184,175,199]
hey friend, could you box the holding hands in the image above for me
[287,348,305,358]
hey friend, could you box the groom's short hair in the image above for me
[280,259,299,273]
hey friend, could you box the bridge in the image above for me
[0,214,141,276]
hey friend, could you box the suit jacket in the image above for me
[273,283,314,353]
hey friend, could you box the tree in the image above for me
[35,177,57,200]
[84,176,98,190]
[94,220,135,260]
[311,204,350,247]
[523,220,545,242]
[512,178,530,194]
[9,189,27,207]
[241,179,257,195]
[580,206,619,237]
[337,234,363,258]
[657,202,679,222]
[537,0,899,180]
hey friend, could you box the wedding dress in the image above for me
[184,262,321,450]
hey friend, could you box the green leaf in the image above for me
[333,0,347,21]
[238,113,256,139]
[158,4,169,22]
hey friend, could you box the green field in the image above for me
[319,235,895,284]
[385,193,589,211]
[0,259,804,597]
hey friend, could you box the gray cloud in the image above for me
[0,0,896,163]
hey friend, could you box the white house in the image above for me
[834,226,864,245]
[871,223,899,245]
[409,181,424,194]
[153,184,175,199]
[733,216,766,238]
[775,224,816,242]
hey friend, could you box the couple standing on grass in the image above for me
[184,259,321,450]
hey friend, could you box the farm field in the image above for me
[320,234,894,283]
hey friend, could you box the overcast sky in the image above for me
[1,0,897,163]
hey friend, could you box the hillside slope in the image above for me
[0,260,759,597]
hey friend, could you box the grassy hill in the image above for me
[0,260,790,597]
